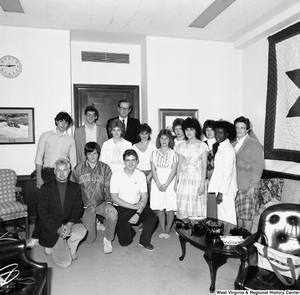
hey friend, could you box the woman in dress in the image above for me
[172,118,185,147]
[100,119,132,173]
[150,129,178,238]
[133,123,156,200]
[233,116,264,232]
[175,117,208,220]
[208,120,237,225]
[203,119,217,218]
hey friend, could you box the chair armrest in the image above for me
[235,232,260,288]
[0,240,46,271]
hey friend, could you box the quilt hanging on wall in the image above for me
[264,21,300,163]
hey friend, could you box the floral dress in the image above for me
[175,141,208,219]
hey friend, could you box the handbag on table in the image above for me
[254,242,300,286]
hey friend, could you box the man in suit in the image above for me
[38,158,87,268]
[106,99,140,144]
[74,105,108,164]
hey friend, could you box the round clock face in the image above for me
[0,55,22,78]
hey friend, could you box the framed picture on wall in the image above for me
[0,107,35,144]
[159,109,198,131]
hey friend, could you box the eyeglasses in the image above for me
[86,114,96,118]
[119,107,130,111]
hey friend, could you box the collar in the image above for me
[85,123,96,130]
[53,128,67,136]
[84,159,100,168]
[119,116,128,124]
[219,139,229,148]
[237,134,248,146]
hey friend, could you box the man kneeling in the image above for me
[38,158,87,268]
[71,142,117,254]
[111,149,157,251]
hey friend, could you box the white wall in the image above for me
[242,27,300,175]
[0,27,71,175]
[71,41,141,85]
[145,37,243,139]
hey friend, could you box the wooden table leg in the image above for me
[178,235,187,261]
[204,251,227,293]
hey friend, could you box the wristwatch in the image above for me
[136,212,141,216]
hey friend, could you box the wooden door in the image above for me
[73,84,139,128]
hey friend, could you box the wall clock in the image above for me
[0,55,22,78]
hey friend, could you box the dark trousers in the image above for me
[32,168,55,239]
[115,205,157,247]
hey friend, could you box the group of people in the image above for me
[26,98,264,269]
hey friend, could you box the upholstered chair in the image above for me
[235,203,300,290]
[0,169,29,238]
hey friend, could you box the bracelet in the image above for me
[136,211,141,216]
[106,202,113,206]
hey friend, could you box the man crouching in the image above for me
[38,158,87,268]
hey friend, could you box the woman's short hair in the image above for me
[234,116,251,130]
[84,105,99,121]
[123,149,139,161]
[54,158,70,170]
[108,119,125,135]
[137,123,152,141]
[84,142,100,156]
[202,119,215,135]
[172,118,184,132]
[182,117,202,140]
[213,120,236,141]
[54,111,73,126]
[156,129,174,149]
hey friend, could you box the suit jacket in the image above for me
[106,116,140,144]
[38,179,84,248]
[74,124,108,164]
[208,139,238,194]
[232,135,264,190]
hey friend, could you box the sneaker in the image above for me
[44,247,52,255]
[138,224,143,232]
[158,233,165,239]
[164,234,171,239]
[71,253,78,260]
[96,220,106,231]
[26,238,39,249]
[103,237,113,254]
[139,243,155,251]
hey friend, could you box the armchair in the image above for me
[0,169,29,238]
[0,239,48,295]
[235,203,300,290]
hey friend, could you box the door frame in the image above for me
[73,84,139,128]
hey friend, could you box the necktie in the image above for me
[212,142,219,156]
[122,119,126,130]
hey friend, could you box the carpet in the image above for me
[27,226,239,295]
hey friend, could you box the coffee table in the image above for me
[175,219,241,293]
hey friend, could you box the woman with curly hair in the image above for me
[175,117,208,220]
[100,118,132,173]
[208,120,238,224]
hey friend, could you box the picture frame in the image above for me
[264,21,300,163]
[159,108,198,130]
[0,107,35,144]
